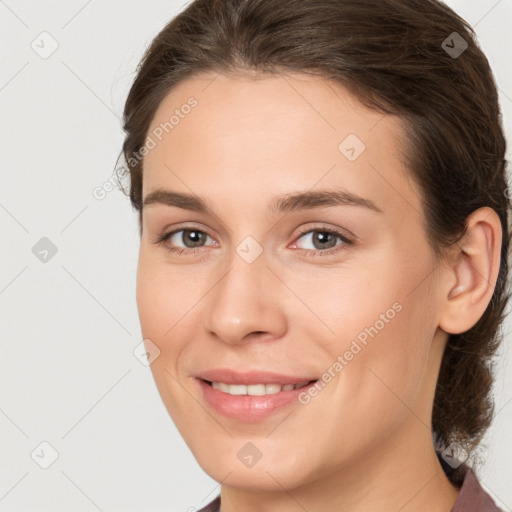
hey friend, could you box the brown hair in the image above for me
[117,0,511,476]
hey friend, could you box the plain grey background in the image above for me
[1,1,511,510]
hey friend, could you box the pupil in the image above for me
[314,231,335,250]
[184,230,205,247]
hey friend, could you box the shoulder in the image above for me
[450,467,503,512]
[197,495,220,512]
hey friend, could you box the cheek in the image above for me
[302,256,435,416]
[135,253,210,384]
[135,258,198,420]
[136,254,193,338]
[135,256,194,397]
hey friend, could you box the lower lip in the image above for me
[197,379,317,422]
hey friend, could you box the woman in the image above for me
[117,0,510,510]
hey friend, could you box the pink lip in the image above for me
[196,368,317,385]
[195,369,318,422]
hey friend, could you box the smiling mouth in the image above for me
[202,379,318,396]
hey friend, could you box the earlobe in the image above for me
[439,207,502,335]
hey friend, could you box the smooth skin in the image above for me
[136,71,502,512]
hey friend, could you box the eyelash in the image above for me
[152,225,354,258]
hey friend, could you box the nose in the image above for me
[203,248,288,346]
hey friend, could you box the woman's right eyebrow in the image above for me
[142,187,383,214]
[142,188,210,212]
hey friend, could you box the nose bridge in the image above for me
[204,240,286,344]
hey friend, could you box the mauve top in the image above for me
[197,465,503,512]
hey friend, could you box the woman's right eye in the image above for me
[153,227,217,255]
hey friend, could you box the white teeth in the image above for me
[247,384,266,396]
[228,384,247,395]
[217,382,230,393]
[265,383,281,395]
[210,381,312,396]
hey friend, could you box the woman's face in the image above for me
[136,72,447,489]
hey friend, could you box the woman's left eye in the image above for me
[293,228,353,257]
[153,226,353,257]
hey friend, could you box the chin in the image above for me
[190,442,319,492]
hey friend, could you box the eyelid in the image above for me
[150,221,216,244]
[292,223,355,243]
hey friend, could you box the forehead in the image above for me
[142,71,422,218]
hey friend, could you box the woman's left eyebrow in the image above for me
[142,187,383,214]
[270,189,383,214]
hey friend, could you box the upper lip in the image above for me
[197,369,318,385]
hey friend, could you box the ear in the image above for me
[438,206,503,335]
